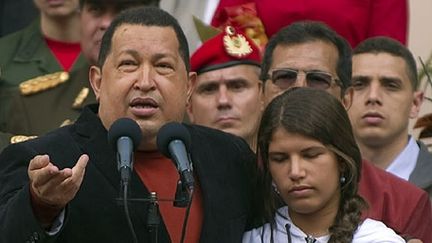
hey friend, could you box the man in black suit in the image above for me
[0,7,257,243]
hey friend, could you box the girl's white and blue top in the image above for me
[243,206,405,243]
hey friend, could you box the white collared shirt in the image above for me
[386,136,419,181]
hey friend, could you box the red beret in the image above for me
[191,26,261,74]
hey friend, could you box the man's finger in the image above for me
[61,154,89,186]
[71,154,89,179]
[28,155,51,171]
[29,156,62,187]
[39,169,73,191]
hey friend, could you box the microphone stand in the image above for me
[180,187,194,243]
[147,192,160,243]
[118,180,194,243]
[174,180,190,208]
[173,179,194,243]
[122,182,138,243]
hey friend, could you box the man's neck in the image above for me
[359,135,409,170]
[40,14,80,42]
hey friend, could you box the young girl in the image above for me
[244,88,405,243]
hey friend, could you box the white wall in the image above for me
[408,0,432,136]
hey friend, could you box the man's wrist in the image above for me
[29,185,64,229]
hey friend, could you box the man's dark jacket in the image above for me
[0,105,257,243]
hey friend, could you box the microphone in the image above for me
[157,122,194,192]
[108,118,142,186]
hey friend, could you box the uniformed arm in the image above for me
[0,131,12,153]
[0,142,88,243]
[368,0,408,45]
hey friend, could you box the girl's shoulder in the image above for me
[353,218,406,243]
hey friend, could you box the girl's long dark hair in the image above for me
[256,87,367,242]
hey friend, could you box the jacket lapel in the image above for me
[73,105,120,190]
[409,141,432,189]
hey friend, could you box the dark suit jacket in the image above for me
[0,105,257,243]
[409,141,432,198]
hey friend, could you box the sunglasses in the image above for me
[268,68,342,90]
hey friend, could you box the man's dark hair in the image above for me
[261,21,352,94]
[97,6,190,71]
[353,36,418,89]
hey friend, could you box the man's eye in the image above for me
[155,63,174,74]
[157,63,172,69]
[352,80,366,89]
[228,81,247,91]
[272,72,297,89]
[88,6,103,16]
[118,60,137,72]
[198,85,218,94]
[120,60,136,66]
[383,81,400,90]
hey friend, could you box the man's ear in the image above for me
[409,91,424,119]
[89,65,102,101]
[186,72,197,123]
[342,87,353,110]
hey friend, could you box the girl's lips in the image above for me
[288,185,314,197]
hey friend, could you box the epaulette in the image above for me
[19,71,69,95]
[10,135,37,144]
[72,87,89,109]
[60,119,74,127]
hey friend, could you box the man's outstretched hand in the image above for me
[28,154,89,227]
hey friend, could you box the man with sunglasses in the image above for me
[260,22,352,107]
[259,21,432,243]
[348,37,432,198]
[187,26,264,150]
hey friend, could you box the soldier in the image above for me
[187,26,264,150]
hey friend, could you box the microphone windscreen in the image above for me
[156,122,191,158]
[107,117,142,150]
